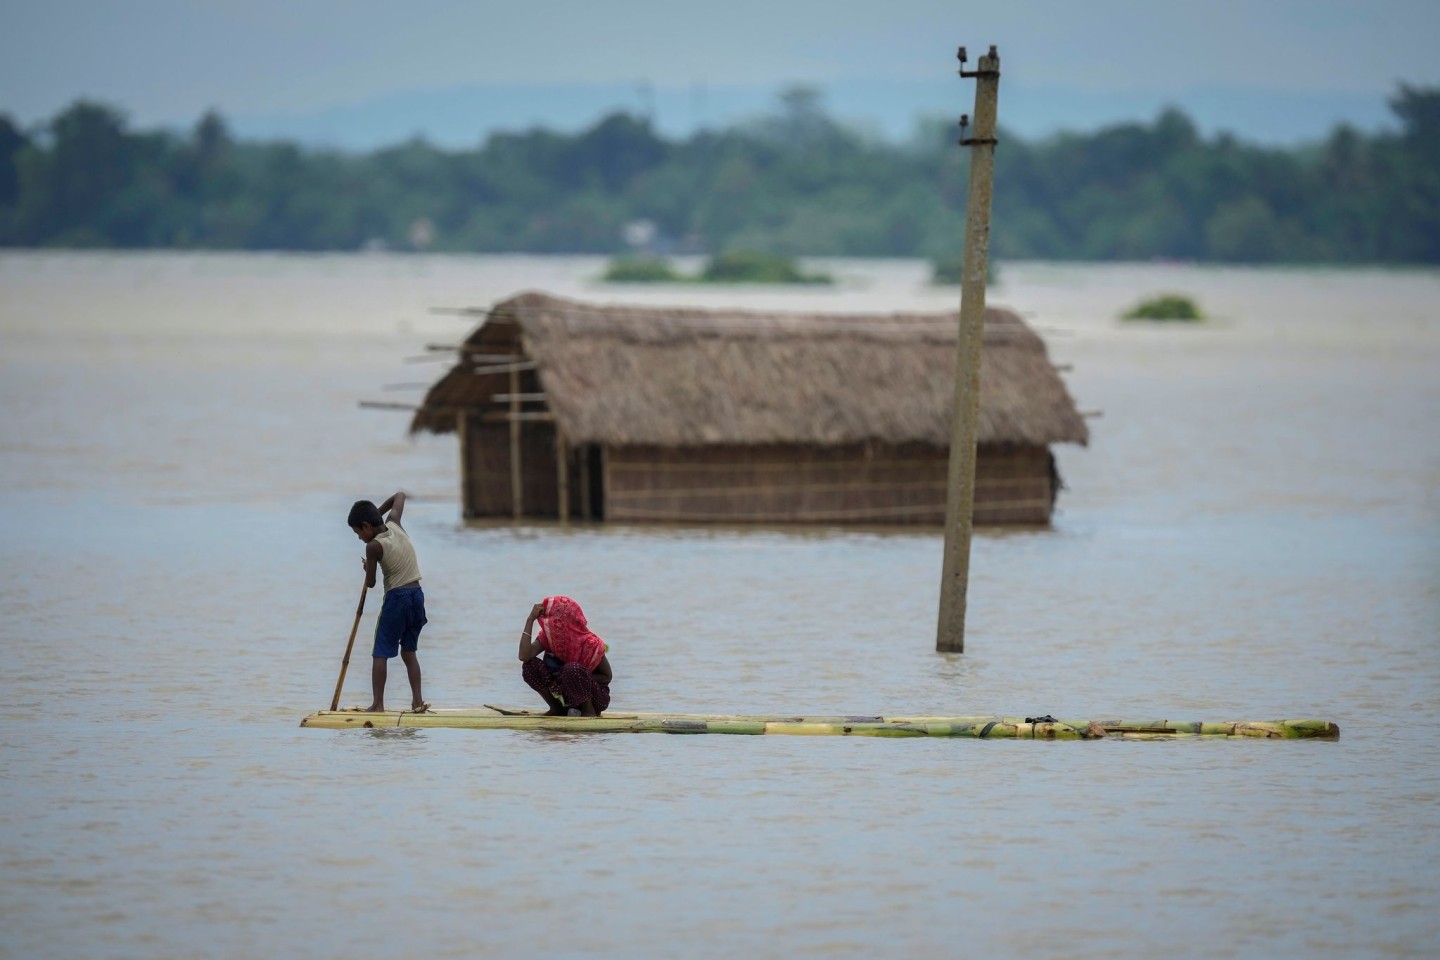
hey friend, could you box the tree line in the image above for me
[0,85,1436,263]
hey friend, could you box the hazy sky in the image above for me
[4,0,1438,146]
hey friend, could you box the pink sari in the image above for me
[536,596,606,672]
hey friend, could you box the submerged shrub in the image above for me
[930,257,998,286]
[699,250,832,285]
[1122,293,1204,322]
[601,256,684,283]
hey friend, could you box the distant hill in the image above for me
[222,79,1398,152]
[1,86,1434,263]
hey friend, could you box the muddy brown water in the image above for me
[2,252,1437,958]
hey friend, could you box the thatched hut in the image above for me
[410,291,1088,525]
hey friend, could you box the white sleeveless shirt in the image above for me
[374,521,422,591]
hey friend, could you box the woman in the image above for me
[516,596,613,717]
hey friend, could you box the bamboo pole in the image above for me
[937,44,1001,654]
[580,447,593,521]
[473,360,538,376]
[483,411,555,423]
[456,409,471,520]
[509,365,523,518]
[358,401,419,411]
[556,426,570,522]
[601,446,610,520]
[328,582,369,712]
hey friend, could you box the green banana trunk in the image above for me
[300,708,1339,740]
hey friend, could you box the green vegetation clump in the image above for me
[931,259,962,285]
[601,256,684,283]
[930,257,998,286]
[1122,294,1204,322]
[698,250,832,285]
[600,250,832,285]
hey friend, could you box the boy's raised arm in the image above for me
[378,491,406,526]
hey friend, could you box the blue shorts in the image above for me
[372,585,427,659]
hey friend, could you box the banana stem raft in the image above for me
[300,708,1339,740]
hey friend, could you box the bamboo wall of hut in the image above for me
[601,443,1055,525]
[412,292,1088,527]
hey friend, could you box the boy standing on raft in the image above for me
[517,596,612,716]
[348,491,429,713]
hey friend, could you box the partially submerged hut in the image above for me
[410,291,1088,525]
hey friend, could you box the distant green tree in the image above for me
[567,113,668,191]
[1390,84,1440,155]
[0,114,30,242]
[1382,85,1440,261]
[15,101,134,244]
[0,114,28,207]
[1205,196,1284,262]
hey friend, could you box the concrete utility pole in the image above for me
[936,45,1001,654]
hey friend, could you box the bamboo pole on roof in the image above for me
[474,360,538,376]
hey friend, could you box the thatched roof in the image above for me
[411,291,1088,448]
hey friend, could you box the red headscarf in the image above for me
[537,596,606,672]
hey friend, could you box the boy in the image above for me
[347,491,429,713]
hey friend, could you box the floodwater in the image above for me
[2,252,1437,959]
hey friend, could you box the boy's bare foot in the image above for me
[543,705,567,716]
[364,703,385,712]
[411,702,431,714]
